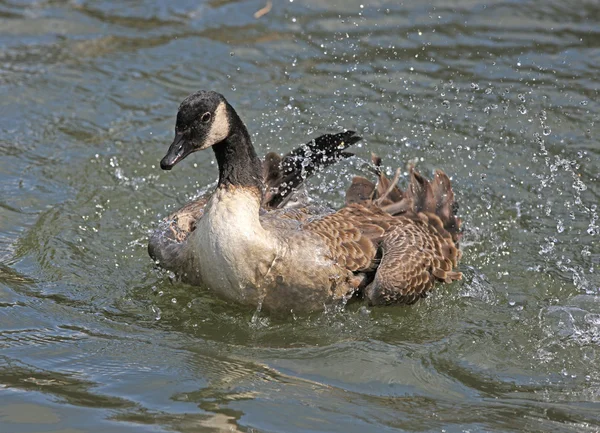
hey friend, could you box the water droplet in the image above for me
[557,220,564,233]
[231,85,236,91]
[151,306,161,321]
[543,127,551,136]
[573,179,587,192]
[230,51,235,56]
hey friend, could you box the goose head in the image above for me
[160,90,231,170]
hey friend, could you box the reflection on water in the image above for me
[0,0,599,432]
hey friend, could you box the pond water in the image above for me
[1,0,599,432]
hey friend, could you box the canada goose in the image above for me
[149,90,462,313]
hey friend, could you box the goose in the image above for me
[149,90,462,313]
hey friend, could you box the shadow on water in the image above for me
[0,0,599,432]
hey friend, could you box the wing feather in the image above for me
[365,217,462,305]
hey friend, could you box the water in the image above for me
[1,0,599,431]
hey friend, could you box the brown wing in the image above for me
[148,197,209,265]
[345,176,376,205]
[371,153,404,204]
[375,165,462,243]
[365,214,462,305]
[164,197,208,241]
[259,204,335,232]
[358,165,462,305]
[341,158,463,305]
[303,204,392,272]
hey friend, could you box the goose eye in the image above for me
[201,112,211,123]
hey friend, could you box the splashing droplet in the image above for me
[151,305,161,321]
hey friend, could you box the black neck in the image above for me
[212,106,263,190]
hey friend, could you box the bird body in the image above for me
[149,90,462,313]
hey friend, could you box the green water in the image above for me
[1,0,599,432]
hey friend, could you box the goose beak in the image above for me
[160,133,193,170]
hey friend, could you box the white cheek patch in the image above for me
[201,101,230,149]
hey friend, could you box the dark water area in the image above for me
[1,0,599,432]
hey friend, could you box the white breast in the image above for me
[190,187,277,303]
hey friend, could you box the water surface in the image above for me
[1,0,599,432]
